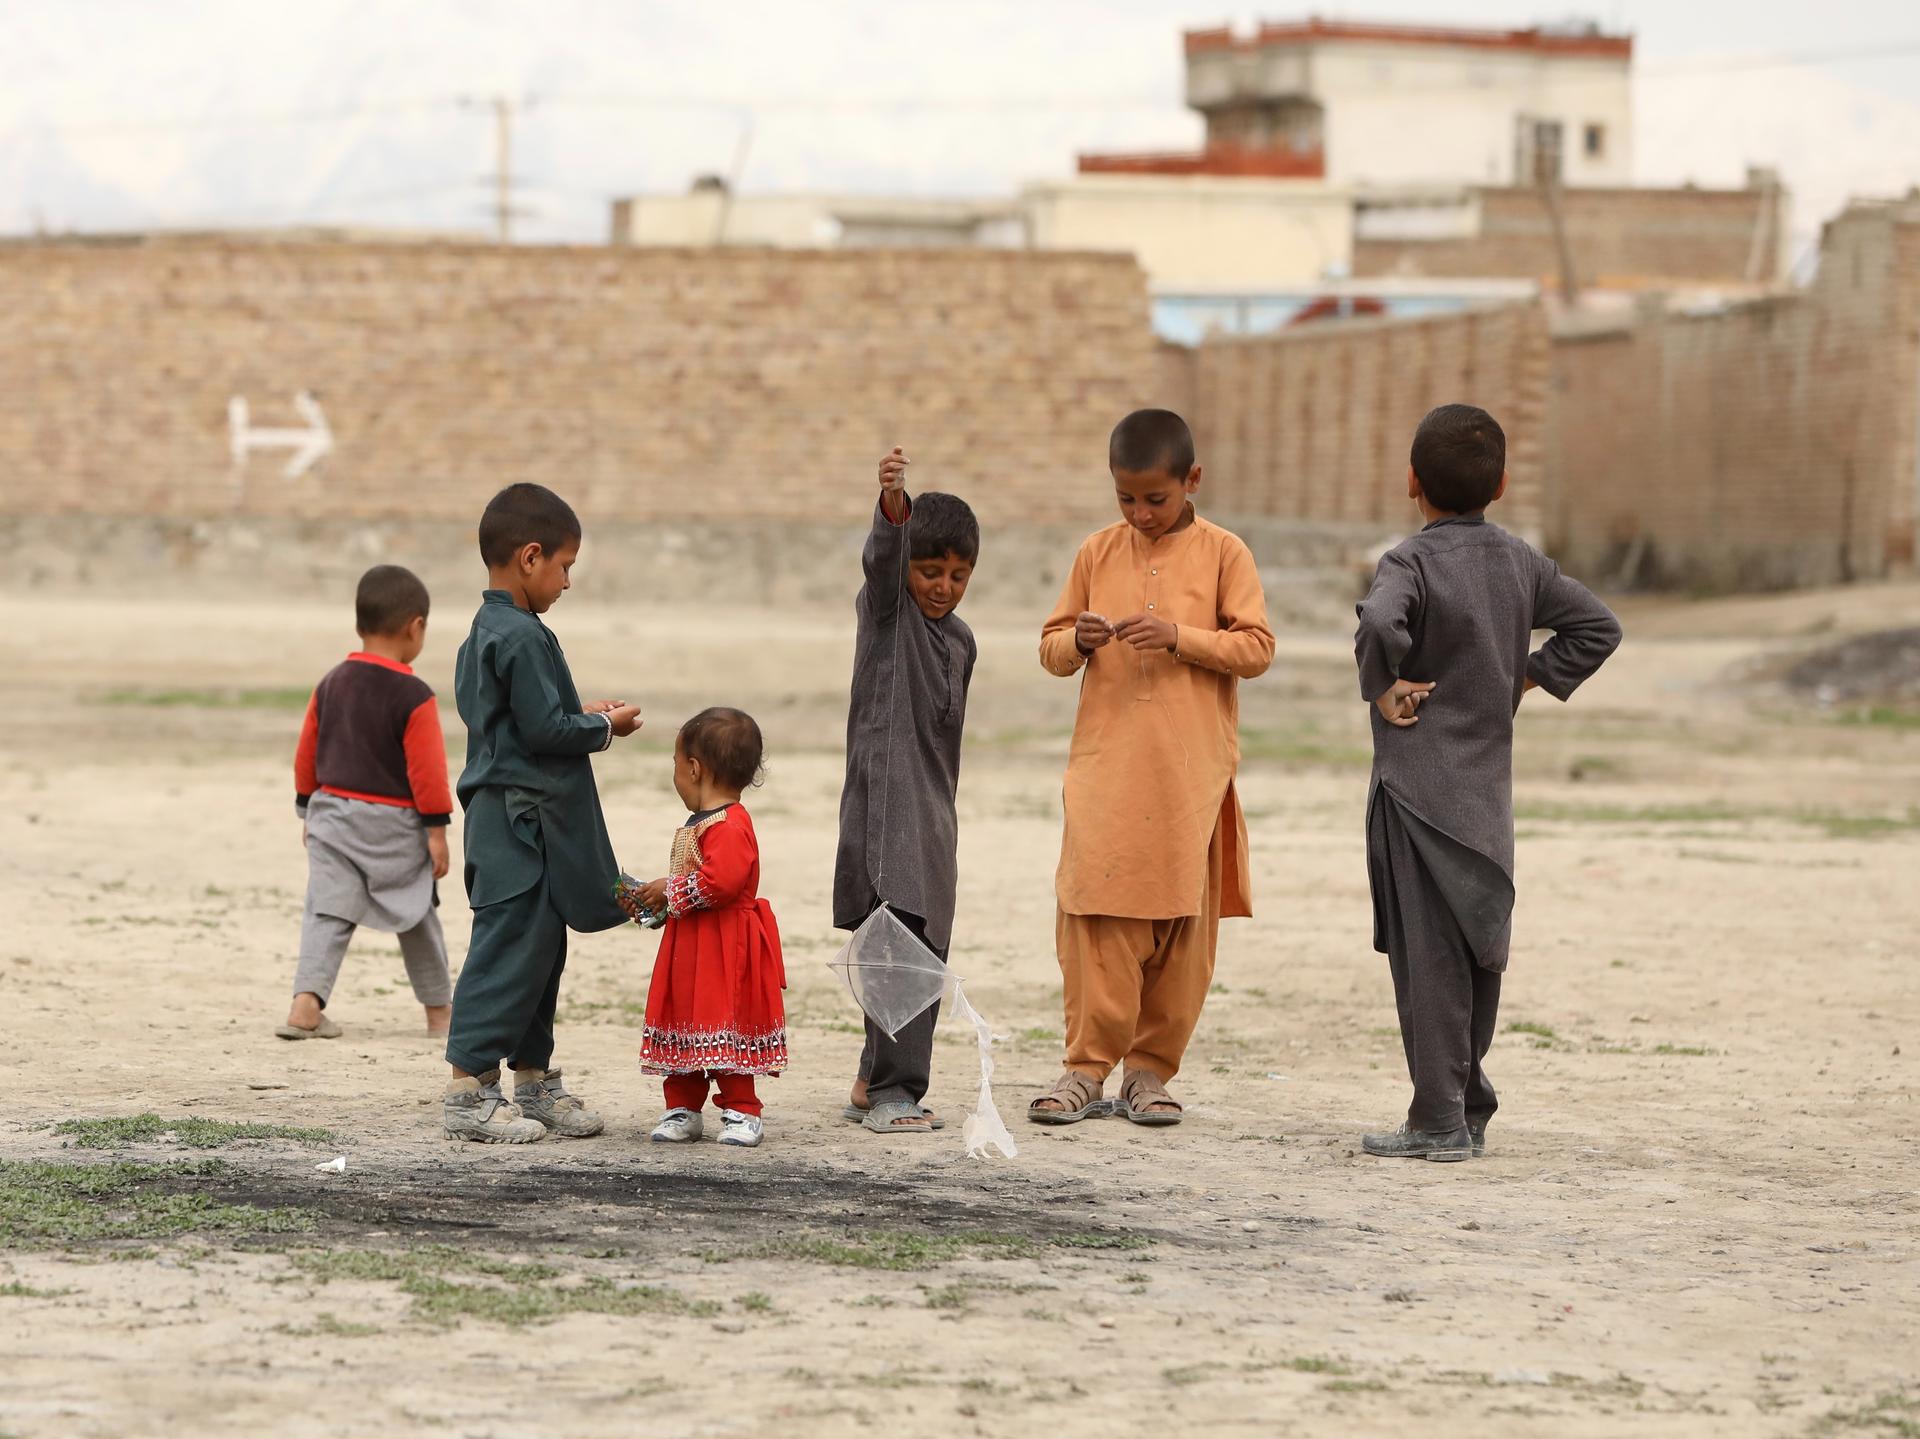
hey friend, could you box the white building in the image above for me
[1181,17,1633,189]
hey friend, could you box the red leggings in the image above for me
[663,1070,761,1117]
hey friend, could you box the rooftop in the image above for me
[1185,17,1633,61]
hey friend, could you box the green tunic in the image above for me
[454,590,627,934]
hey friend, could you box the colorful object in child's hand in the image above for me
[613,872,668,929]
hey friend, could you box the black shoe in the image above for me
[1467,1121,1488,1157]
[1361,1124,1472,1162]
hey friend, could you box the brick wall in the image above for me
[1175,300,1552,539]
[1356,182,1784,287]
[1547,204,1920,590]
[0,240,1156,526]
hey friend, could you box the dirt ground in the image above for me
[1,573,1916,1439]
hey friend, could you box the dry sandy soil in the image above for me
[1,573,1916,1439]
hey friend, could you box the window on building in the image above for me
[1585,123,1606,159]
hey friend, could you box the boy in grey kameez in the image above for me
[1355,405,1621,1161]
[834,447,979,1133]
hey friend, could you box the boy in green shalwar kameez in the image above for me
[441,483,643,1144]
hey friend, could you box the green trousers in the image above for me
[444,874,569,1077]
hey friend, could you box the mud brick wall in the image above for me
[1548,206,1920,590]
[1175,300,1552,541]
[0,241,1157,526]
[1356,183,1784,287]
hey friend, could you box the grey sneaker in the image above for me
[650,1108,704,1143]
[444,1069,546,1145]
[717,1110,763,1148]
[1361,1124,1472,1162]
[512,1068,604,1138]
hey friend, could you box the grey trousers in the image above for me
[294,905,452,1009]
[856,906,946,1109]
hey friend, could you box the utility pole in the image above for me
[493,96,512,245]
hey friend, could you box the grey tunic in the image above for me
[833,497,977,951]
[1355,515,1622,972]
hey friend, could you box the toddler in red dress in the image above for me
[621,707,786,1147]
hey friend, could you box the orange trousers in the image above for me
[1057,820,1225,1083]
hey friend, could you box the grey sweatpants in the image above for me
[293,905,452,1009]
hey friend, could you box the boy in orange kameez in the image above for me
[1030,409,1274,1127]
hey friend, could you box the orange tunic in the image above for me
[1040,511,1275,920]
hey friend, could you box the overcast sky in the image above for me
[3,0,1918,258]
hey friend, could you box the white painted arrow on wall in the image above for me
[229,390,333,480]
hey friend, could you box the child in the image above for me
[440,483,642,1145]
[834,446,979,1134]
[622,708,786,1148]
[1354,404,1621,1161]
[279,564,453,1041]
[1031,409,1274,1127]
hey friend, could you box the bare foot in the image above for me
[424,1004,451,1037]
[285,992,325,1030]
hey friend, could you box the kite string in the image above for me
[871,481,909,897]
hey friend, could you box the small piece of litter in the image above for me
[1241,1221,1260,1232]
[247,1083,289,1091]
[315,1155,347,1173]
[1496,1369,1550,1386]
[1263,1073,1289,1081]
[1096,1316,1118,1330]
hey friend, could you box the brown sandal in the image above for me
[1028,1070,1110,1126]
[1119,1069,1184,1126]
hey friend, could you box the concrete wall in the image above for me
[1356,181,1786,286]
[1020,174,1352,288]
[1546,205,1920,591]
[1171,299,1551,540]
[0,240,1156,528]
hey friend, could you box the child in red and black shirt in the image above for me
[279,566,455,1041]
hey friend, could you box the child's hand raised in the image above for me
[878,447,909,492]
[1074,612,1115,655]
[1374,679,1435,727]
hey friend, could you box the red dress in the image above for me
[639,805,787,1076]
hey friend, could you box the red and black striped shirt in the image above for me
[294,652,453,825]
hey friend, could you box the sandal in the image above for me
[274,1016,343,1040]
[1027,1070,1110,1126]
[1118,1069,1183,1126]
[861,1100,936,1133]
[842,1102,945,1130]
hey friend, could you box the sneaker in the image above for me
[444,1069,546,1145]
[512,1067,604,1138]
[650,1108,705,1143]
[1361,1123,1472,1162]
[717,1109,763,1147]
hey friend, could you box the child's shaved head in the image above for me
[1110,408,1195,480]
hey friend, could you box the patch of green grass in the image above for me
[0,1279,76,1298]
[52,1114,335,1150]
[722,1229,1148,1272]
[848,1294,896,1309]
[1834,707,1920,731]
[96,685,312,711]
[1808,813,1920,840]
[1015,1027,1061,1044]
[1285,1356,1352,1375]
[1813,1389,1920,1437]
[1164,1362,1226,1387]
[1324,1379,1389,1394]
[1514,800,1747,826]
[0,1160,312,1246]
[291,1246,717,1327]
[1651,1043,1716,1057]
[1240,728,1371,769]
[923,1283,973,1311]
[275,1312,382,1338]
[1506,1021,1557,1040]
[737,1291,774,1313]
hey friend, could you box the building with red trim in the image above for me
[1082,15,1634,189]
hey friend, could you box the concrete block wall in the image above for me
[0,240,1158,528]
[1175,300,1551,541]
[1546,204,1920,590]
